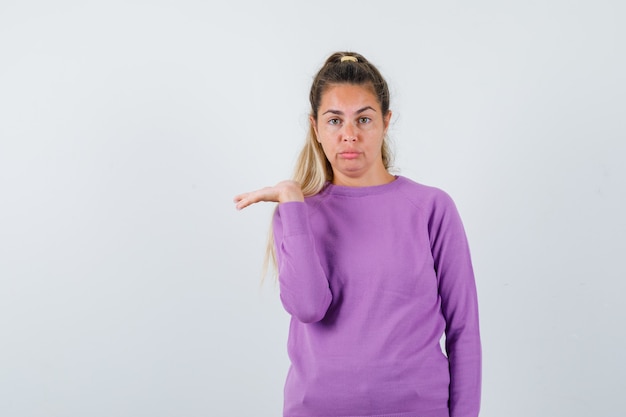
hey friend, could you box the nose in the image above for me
[342,123,357,142]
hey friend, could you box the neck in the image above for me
[332,170,395,187]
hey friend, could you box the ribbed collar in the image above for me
[321,175,406,197]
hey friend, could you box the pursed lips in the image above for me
[338,151,361,160]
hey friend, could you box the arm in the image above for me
[273,203,332,323]
[234,181,332,323]
[429,192,481,417]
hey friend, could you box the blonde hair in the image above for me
[263,51,394,278]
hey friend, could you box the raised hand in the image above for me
[233,180,304,210]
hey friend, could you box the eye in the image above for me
[358,117,371,124]
[328,118,341,125]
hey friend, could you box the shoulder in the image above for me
[394,176,457,212]
[302,183,333,212]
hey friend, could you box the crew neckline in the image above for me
[322,175,405,196]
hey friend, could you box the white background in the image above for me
[1,1,624,416]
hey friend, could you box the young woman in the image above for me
[234,52,481,417]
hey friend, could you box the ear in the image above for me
[309,115,320,142]
[383,110,392,133]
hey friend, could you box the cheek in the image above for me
[318,140,334,157]
[317,124,338,138]
[318,140,340,163]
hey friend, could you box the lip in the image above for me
[339,151,361,160]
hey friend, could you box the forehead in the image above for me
[319,83,380,110]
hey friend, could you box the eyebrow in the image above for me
[322,106,377,116]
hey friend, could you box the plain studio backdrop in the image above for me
[1,1,624,416]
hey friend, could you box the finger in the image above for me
[235,200,248,210]
[234,192,263,210]
[234,194,251,210]
[233,193,247,203]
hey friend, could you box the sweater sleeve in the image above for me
[273,202,332,323]
[428,192,482,417]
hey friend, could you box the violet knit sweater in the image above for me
[273,176,481,417]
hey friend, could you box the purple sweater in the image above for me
[273,176,481,417]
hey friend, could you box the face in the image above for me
[312,83,392,186]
